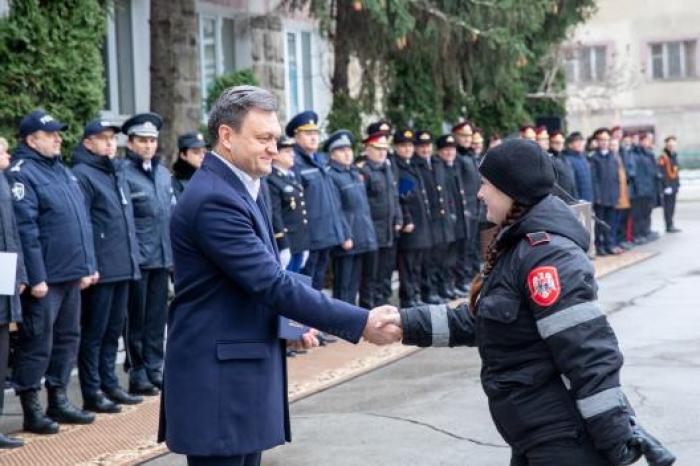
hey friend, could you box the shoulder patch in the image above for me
[526,231,551,246]
[11,182,25,201]
[528,266,561,307]
[10,160,24,172]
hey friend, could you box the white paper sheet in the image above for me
[0,252,18,295]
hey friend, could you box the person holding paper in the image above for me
[157,86,401,466]
[0,137,26,449]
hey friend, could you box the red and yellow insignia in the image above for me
[528,266,560,307]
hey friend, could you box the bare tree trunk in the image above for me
[331,0,352,96]
[150,0,201,165]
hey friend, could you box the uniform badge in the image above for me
[283,185,294,193]
[528,266,561,307]
[11,182,25,201]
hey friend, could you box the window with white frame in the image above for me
[286,30,314,116]
[198,15,236,103]
[565,45,607,84]
[103,0,136,116]
[649,40,697,80]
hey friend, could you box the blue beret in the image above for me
[122,112,163,137]
[285,111,319,137]
[19,110,67,137]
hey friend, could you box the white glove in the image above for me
[663,187,673,195]
[279,248,291,269]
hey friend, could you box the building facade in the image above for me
[564,0,700,164]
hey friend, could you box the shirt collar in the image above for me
[211,151,260,201]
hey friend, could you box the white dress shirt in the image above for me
[211,151,260,201]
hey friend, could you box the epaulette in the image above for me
[10,160,24,172]
[526,231,551,246]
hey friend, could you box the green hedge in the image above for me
[0,0,108,157]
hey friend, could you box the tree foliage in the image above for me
[204,69,260,112]
[0,0,108,154]
[286,0,596,137]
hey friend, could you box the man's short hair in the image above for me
[664,135,677,143]
[207,85,278,144]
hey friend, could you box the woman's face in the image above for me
[478,177,514,225]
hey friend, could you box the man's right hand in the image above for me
[80,276,94,290]
[402,223,415,233]
[363,306,402,345]
[341,239,354,251]
[31,281,49,299]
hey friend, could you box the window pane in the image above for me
[667,41,681,78]
[650,43,664,79]
[101,36,111,112]
[684,40,697,78]
[114,0,135,115]
[287,32,299,116]
[200,16,218,100]
[564,48,577,83]
[580,47,592,83]
[222,18,236,73]
[301,31,314,110]
[594,46,606,81]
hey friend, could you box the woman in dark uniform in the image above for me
[391,139,674,466]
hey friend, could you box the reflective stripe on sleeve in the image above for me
[536,301,603,339]
[429,304,450,347]
[576,386,626,419]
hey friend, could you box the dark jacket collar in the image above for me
[72,144,117,173]
[13,143,60,165]
[173,157,197,181]
[201,152,249,199]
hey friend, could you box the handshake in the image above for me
[362,305,403,345]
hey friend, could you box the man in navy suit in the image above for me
[159,86,402,466]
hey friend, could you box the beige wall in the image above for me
[565,0,700,159]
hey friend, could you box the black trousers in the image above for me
[126,268,169,385]
[631,196,653,239]
[663,192,677,230]
[187,452,261,466]
[14,281,81,393]
[593,205,616,252]
[509,437,610,466]
[79,281,129,397]
[302,248,331,290]
[332,254,362,304]
[397,248,425,306]
[0,324,8,412]
[466,218,482,276]
[421,243,449,298]
[359,247,395,308]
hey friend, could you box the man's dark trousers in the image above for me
[663,191,677,230]
[79,281,129,397]
[13,281,81,392]
[187,452,261,466]
[301,248,331,290]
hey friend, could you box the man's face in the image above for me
[610,138,620,153]
[415,143,433,159]
[438,146,457,164]
[0,145,10,171]
[622,136,632,147]
[478,177,514,225]
[537,138,550,151]
[219,108,281,179]
[472,142,484,155]
[454,131,472,148]
[365,145,387,164]
[612,128,623,140]
[550,137,564,152]
[597,133,610,152]
[330,146,353,166]
[295,130,319,154]
[568,139,584,153]
[641,135,654,148]
[273,146,295,170]
[182,147,206,169]
[394,142,414,160]
[26,130,62,157]
[84,130,117,158]
[128,136,158,160]
[665,138,677,152]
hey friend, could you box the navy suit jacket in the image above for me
[159,153,368,456]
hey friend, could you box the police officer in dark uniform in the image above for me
[325,130,378,304]
[288,112,348,295]
[548,130,578,202]
[0,138,26,448]
[72,120,143,413]
[413,130,454,303]
[590,128,621,256]
[172,131,207,201]
[452,121,481,292]
[394,129,432,308]
[122,112,173,395]
[630,132,659,244]
[435,134,469,298]
[267,135,310,273]
[358,130,402,308]
[395,139,675,466]
[8,110,97,434]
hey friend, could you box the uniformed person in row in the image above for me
[452,121,481,292]
[394,129,432,307]
[288,112,347,300]
[172,131,207,202]
[435,134,470,299]
[8,110,98,434]
[658,135,681,233]
[471,129,485,157]
[72,120,144,414]
[358,129,402,308]
[122,112,173,395]
[325,130,378,304]
[535,126,550,152]
[547,130,578,202]
[413,130,454,304]
[0,137,26,448]
[267,135,310,273]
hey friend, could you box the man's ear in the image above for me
[218,125,233,151]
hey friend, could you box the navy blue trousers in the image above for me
[187,452,261,466]
[14,281,81,392]
[79,281,129,397]
[301,248,331,290]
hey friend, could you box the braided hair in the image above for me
[469,202,530,311]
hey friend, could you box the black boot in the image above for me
[19,390,59,434]
[129,380,159,396]
[83,392,122,414]
[104,387,143,405]
[0,433,24,449]
[46,387,95,424]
